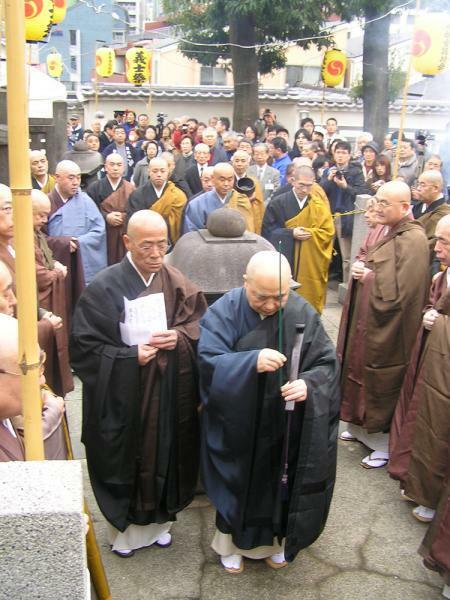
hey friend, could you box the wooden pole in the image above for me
[392,0,421,178]
[5,0,44,460]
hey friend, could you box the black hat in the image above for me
[361,141,379,154]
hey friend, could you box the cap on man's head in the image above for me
[362,141,379,154]
[69,114,80,120]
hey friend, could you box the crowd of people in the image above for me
[0,106,449,595]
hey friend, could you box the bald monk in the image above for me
[87,154,134,265]
[262,166,334,313]
[183,162,263,234]
[70,210,207,557]
[30,149,55,194]
[0,260,16,316]
[198,251,340,573]
[338,180,430,468]
[389,214,450,523]
[126,157,187,245]
[0,314,25,461]
[0,184,73,397]
[415,170,450,275]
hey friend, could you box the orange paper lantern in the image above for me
[125,47,151,87]
[52,0,67,24]
[321,49,347,87]
[96,47,115,78]
[46,51,63,78]
[412,13,450,77]
[25,0,54,42]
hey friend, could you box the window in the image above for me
[112,30,125,43]
[69,30,77,46]
[286,66,303,87]
[200,66,226,86]
[70,56,77,71]
[286,65,320,87]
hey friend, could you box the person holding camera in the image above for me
[320,141,368,282]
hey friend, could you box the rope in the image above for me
[332,209,366,219]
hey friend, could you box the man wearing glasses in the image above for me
[70,210,207,558]
[262,166,334,313]
[339,180,429,469]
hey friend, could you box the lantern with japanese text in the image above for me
[412,13,450,77]
[125,47,152,87]
[96,47,115,78]
[52,0,67,24]
[25,0,54,42]
[46,51,63,78]
[321,49,347,87]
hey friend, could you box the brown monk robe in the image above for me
[338,181,429,467]
[87,154,134,264]
[389,216,450,510]
[0,243,73,397]
[419,444,450,596]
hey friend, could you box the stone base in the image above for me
[0,460,88,599]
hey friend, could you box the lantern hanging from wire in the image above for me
[412,13,450,77]
[52,0,67,24]
[125,46,152,87]
[25,0,54,42]
[321,49,347,87]
[96,47,115,78]
[46,51,63,78]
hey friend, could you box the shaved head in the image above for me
[124,210,168,279]
[435,214,450,266]
[381,179,411,203]
[0,184,12,203]
[0,314,22,419]
[244,252,292,317]
[55,160,81,175]
[127,210,167,239]
[375,180,411,227]
[292,157,313,168]
[246,251,291,285]
[31,189,51,211]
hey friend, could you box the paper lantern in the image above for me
[46,51,63,77]
[96,47,115,78]
[321,49,347,87]
[412,13,450,77]
[125,47,152,87]
[25,0,54,42]
[52,0,67,24]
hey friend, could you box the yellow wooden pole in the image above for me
[393,0,421,178]
[5,0,44,460]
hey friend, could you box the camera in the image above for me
[181,124,188,133]
[156,112,167,124]
[335,170,344,180]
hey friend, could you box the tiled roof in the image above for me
[80,84,450,113]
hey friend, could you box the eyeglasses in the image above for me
[137,241,168,253]
[0,205,13,214]
[416,182,434,189]
[374,198,406,208]
[0,350,46,376]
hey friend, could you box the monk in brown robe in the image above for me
[30,149,56,194]
[0,185,73,397]
[389,214,450,524]
[70,210,207,558]
[415,170,450,275]
[338,180,430,469]
[87,154,134,265]
[127,157,187,244]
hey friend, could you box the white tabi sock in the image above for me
[221,554,242,570]
[270,550,286,564]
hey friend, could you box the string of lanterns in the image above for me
[25,0,66,43]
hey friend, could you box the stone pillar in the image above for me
[338,194,371,304]
[0,460,89,599]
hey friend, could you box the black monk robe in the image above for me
[198,288,340,562]
[70,259,207,531]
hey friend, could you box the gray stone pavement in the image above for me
[65,284,444,600]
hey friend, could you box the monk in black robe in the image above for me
[198,251,340,573]
[87,154,134,265]
[70,210,207,557]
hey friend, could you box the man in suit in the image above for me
[185,144,211,196]
[202,128,228,165]
[248,143,280,205]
